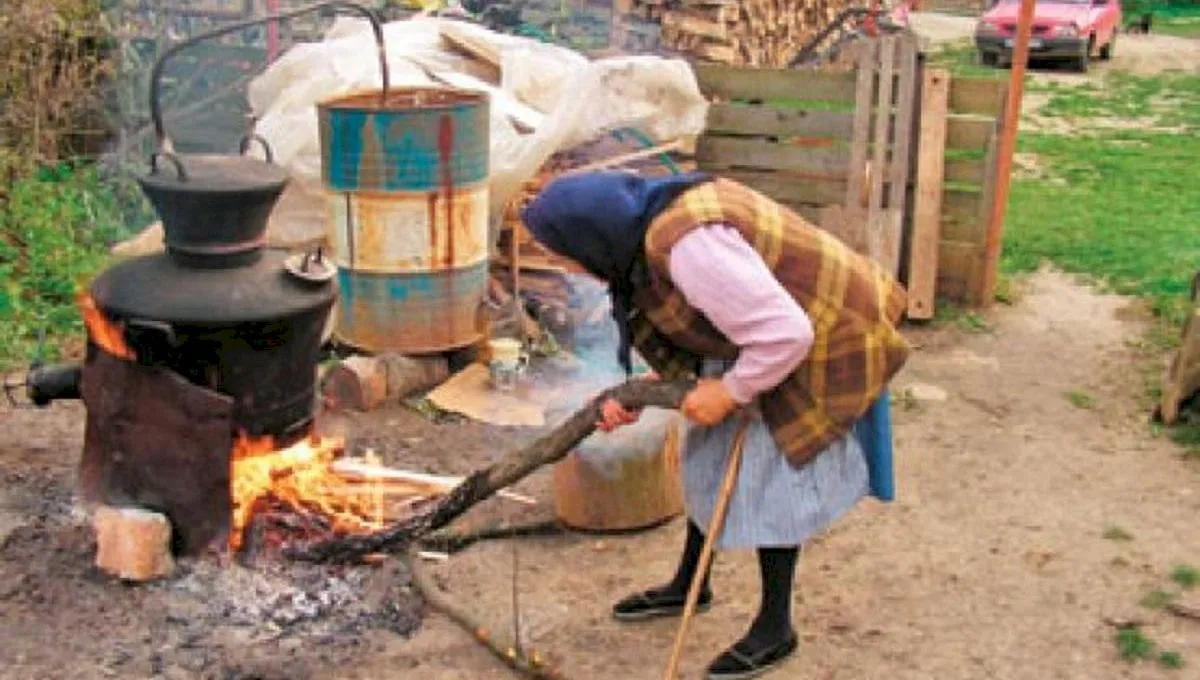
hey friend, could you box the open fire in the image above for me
[77,290,444,555]
[229,433,390,552]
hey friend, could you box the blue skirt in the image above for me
[681,363,894,550]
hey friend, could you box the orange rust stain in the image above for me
[426,190,439,260]
[437,114,456,268]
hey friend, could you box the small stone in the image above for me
[93,505,176,582]
[907,383,949,402]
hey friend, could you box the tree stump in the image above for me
[552,410,685,532]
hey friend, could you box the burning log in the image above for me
[286,379,694,563]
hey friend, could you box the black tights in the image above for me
[665,520,799,647]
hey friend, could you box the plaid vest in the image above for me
[629,178,911,467]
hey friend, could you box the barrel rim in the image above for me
[317,85,489,113]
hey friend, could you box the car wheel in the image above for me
[1099,35,1115,60]
[1075,38,1092,73]
[980,51,998,67]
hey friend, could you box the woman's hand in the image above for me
[681,378,738,427]
[598,398,640,432]
[594,371,659,432]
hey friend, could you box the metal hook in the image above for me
[148,1,390,158]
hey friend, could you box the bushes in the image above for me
[0,0,113,174]
[0,163,132,369]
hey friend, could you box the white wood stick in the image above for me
[331,459,538,505]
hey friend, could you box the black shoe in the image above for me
[706,630,798,679]
[611,586,713,622]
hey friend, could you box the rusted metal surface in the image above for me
[318,85,491,353]
[79,349,235,556]
[325,186,489,272]
[332,261,489,355]
[317,88,489,192]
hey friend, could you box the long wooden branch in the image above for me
[408,546,570,680]
[286,380,692,563]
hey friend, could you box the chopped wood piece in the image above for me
[322,355,388,412]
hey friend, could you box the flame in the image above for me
[77,292,135,360]
[229,432,390,552]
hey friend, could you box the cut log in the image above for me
[322,355,388,412]
[378,353,450,398]
[93,506,175,582]
[552,412,684,532]
[287,379,694,563]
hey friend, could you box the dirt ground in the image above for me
[2,269,1198,680]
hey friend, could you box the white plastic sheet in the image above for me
[246,16,709,249]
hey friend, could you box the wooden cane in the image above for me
[661,414,752,680]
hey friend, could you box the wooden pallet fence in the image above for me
[690,37,1008,313]
[692,34,920,275]
[928,75,1008,309]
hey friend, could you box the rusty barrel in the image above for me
[318,87,490,354]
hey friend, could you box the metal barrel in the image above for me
[317,87,491,354]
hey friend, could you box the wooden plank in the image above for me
[694,63,858,103]
[705,104,855,139]
[935,240,982,302]
[438,24,501,83]
[722,169,848,206]
[792,203,824,224]
[939,188,986,242]
[866,37,896,268]
[906,67,950,320]
[948,77,1008,116]
[944,157,987,185]
[696,136,851,176]
[844,40,876,210]
[945,115,997,152]
[973,123,1002,304]
[884,34,919,276]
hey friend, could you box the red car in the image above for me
[975,0,1123,72]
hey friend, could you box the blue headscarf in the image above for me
[520,170,712,374]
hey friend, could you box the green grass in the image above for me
[1170,564,1199,589]
[1065,389,1095,409]
[1003,71,1200,451]
[1103,525,1135,541]
[926,40,1009,78]
[1159,650,1186,670]
[0,162,139,370]
[1140,588,1177,609]
[1116,626,1156,661]
[1152,6,1200,39]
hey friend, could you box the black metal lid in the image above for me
[139,151,289,194]
[138,146,290,262]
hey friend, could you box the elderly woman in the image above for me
[520,171,909,679]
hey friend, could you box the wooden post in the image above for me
[980,0,1037,305]
[906,68,950,320]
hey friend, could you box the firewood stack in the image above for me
[618,0,857,67]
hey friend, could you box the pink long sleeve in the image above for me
[666,225,814,404]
